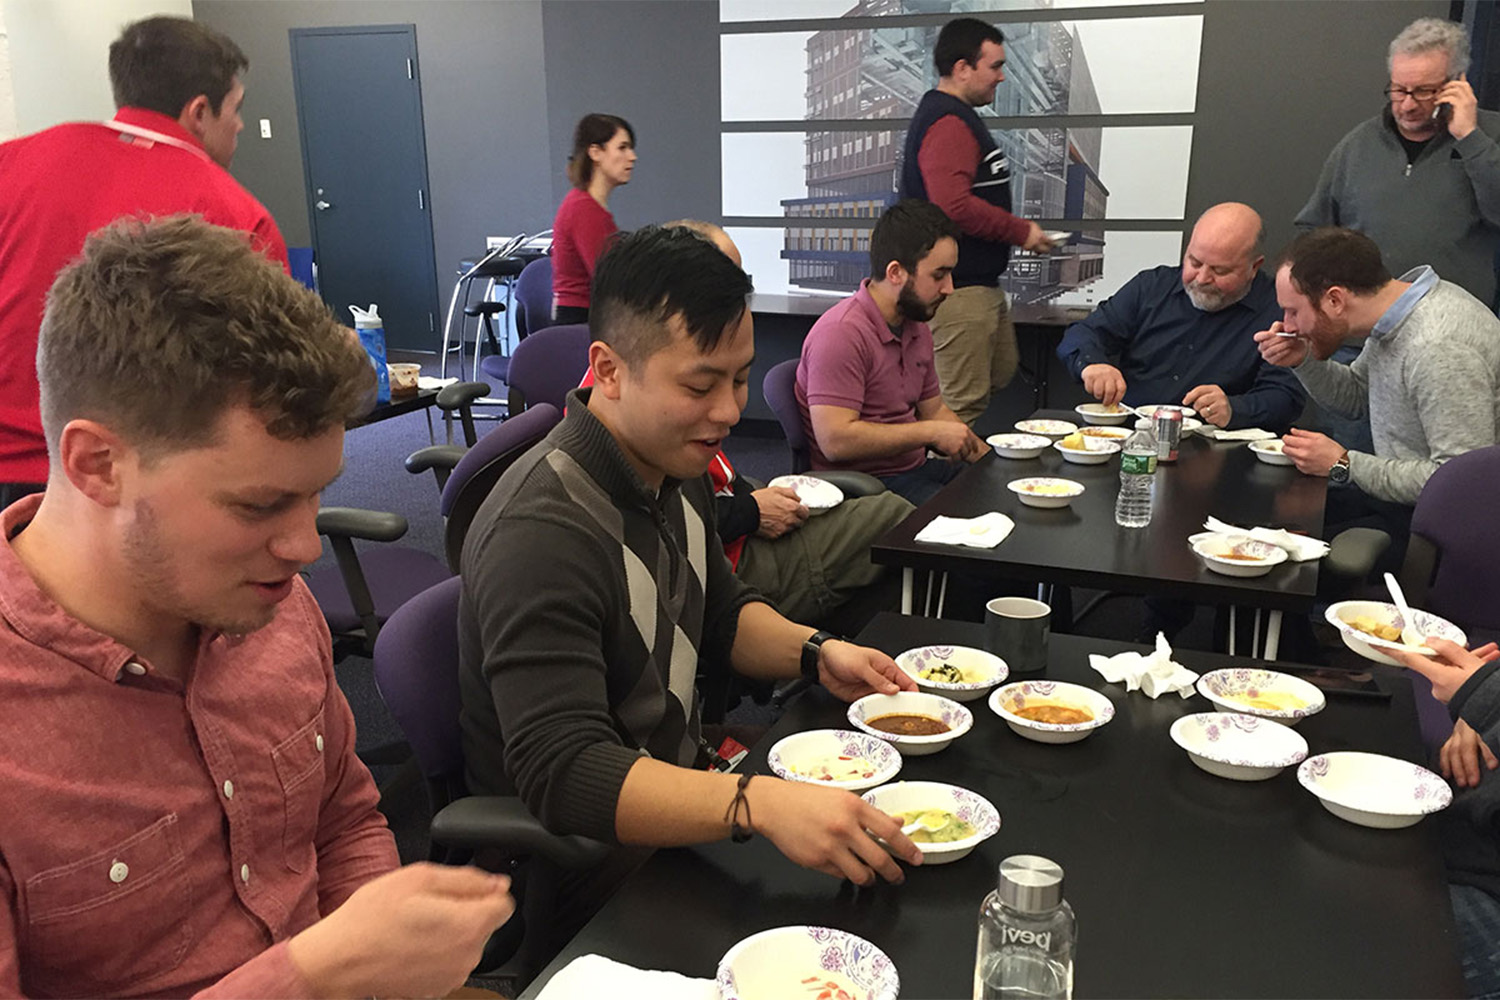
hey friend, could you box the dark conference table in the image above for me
[872,410,1327,658]
[520,613,1464,999]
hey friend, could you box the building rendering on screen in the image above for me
[780,0,1107,302]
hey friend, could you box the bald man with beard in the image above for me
[1057,202,1303,434]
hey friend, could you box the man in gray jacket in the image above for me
[1296,17,1500,308]
[1255,227,1500,564]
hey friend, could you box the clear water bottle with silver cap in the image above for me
[973,855,1076,1000]
[1114,422,1157,528]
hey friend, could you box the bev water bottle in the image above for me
[1114,423,1157,528]
[973,855,1076,1000]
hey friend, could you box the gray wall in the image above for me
[193,0,721,351]
[1189,0,1450,256]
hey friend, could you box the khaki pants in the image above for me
[929,284,1016,426]
[736,491,914,624]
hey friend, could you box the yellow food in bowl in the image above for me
[1060,432,1087,450]
[896,809,976,843]
[919,661,984,684]
[1226,690,1307,712]
[1013,703,1093,725]
[1345,615,1401,642]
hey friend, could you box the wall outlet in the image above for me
[259,119,272,139]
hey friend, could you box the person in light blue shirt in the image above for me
[1058,203,1304,433]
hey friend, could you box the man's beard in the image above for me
[897,285,943,323]
[1184,279,1249,313]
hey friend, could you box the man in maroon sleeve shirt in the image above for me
[0,216,513,998]
[0,16,289,504]
[898,17,1054,426]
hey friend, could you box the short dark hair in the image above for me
[934,17,1006,77]
[1278,227,1392,303]
[869,200,961,280]
[590,225,754,365]
[39,216,373,462]
[109,16,248,117]
[567,113,636,188]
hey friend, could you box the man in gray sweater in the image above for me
[1256,227,1500,561]
[1296,17,1500,308]
[458,226,924,947]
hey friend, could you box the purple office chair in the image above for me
[761,358,885,497]
[513,256,554,340]
[310,404,561,659]
[1408,445,1500,643]
[506,324,591,414]
[371,574,607,976]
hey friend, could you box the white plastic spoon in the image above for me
[900,810,951,838]
[1384,572,1430,651]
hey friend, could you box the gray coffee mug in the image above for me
[985,597,1051,676]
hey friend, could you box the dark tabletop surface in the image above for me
[521,614,1463,999]
[348,386,438,428]
[872,411,1328,611]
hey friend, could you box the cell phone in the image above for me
[1433,101,1451,123]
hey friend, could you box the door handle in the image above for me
[315,199,333,211]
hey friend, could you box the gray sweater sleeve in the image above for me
[1454,125,1500,229]
[1291,352,1369,421]
[1348,338,1500,504]
[465,514,643,842]
[1294,143,1342,229]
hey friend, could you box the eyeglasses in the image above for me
[1384,82,1449,103]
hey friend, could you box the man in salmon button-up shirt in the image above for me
[0,216,514,999]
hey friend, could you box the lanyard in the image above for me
[101,119,210,162]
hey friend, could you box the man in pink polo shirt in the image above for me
[0,217,512,998]
[796,200,988,505]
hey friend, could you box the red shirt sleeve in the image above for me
[573,202,618,280]
[917,116,1032,246]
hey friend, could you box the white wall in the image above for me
[0,0,192,138]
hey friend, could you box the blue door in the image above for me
[290,25,439,351]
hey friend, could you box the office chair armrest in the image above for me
[807,470,886,498]
[405,444,467,476]
[436,380,492,411]
[1324,527,1391,582]
[316,507,409,543]
[431,796,613,869]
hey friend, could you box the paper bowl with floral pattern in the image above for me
[894,645,1009,702]
[847,691,972,756]
[1170,712,1309,781]
[1325,600,1468,667]
[1014,418,1078,438]
[861,780,1001,864]
[767,729,903,792]
[768,474,844,515]
[988,681,1115,744]
[1195,668,1325,726]
[1075,402,1131,425]
[1297,752,1452,829]
[716,925,899,1000]
[986,432,1052,459]
[1190,534,1288,578]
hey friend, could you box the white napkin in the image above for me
[1090,632,1199,699]
[1203,516,1329,561]
[416,375,459,390]
[1202,427,1276,442]
[914,512,1015,549]
[535,954,716,1000]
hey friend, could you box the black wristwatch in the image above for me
[1329,451,1351,487]
[801,630,838,682]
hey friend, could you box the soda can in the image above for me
[1155,408,1183,462]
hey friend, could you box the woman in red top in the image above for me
[550,113,636,325]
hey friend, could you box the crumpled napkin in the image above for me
[535,954,716,1000]
[1090,632,1199,699]
[416,375,459,390]
[1203,515,1329,561]
[914,512,1015,549]
[1201,427,1277,442]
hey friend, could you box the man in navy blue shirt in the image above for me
[1058,203,1303,433]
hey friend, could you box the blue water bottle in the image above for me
[349,304,390,404]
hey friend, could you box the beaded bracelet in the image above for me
[723,772,755,843]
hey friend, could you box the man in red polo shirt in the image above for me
[0,15,288,504]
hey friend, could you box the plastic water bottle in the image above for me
[349,304,391,404]
[1114,423,1157,528]
[973,855,1076,1000]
